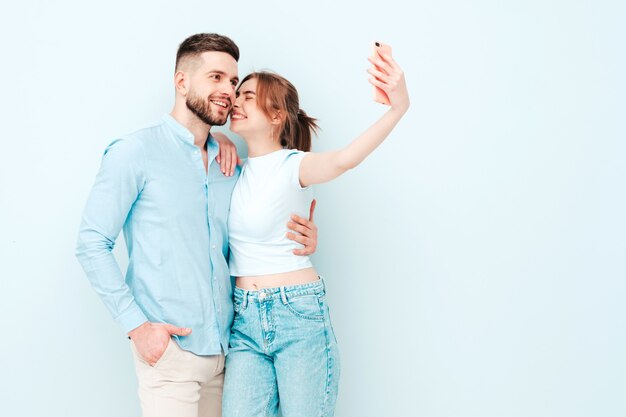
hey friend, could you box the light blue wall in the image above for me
[1,1,624,416]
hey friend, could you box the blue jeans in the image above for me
[222,279,340,417]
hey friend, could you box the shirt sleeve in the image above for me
[284,150,310,190]
[75,138,149,334]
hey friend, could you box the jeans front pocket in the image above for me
[285,294,324,321]
[233,299,242,314]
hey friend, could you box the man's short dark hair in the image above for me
[176,33,240,70]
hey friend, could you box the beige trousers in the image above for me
[130,339,225,417]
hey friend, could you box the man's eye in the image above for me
[231,80,238,87]
[211,74,221,80]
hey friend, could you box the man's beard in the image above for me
[186,93,229,126]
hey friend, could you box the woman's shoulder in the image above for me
[281,148,307,159]
[276,148,307,168]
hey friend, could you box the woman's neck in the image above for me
[245,133,283,158]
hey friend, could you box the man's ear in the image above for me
[174,71,189,96]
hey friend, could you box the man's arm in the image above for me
[75,139,190,365]
[76,138,149,332]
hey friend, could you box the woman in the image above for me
[222,50,409,417]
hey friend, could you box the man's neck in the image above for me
[170,107,211,149]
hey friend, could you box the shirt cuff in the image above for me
[116,304,149,334]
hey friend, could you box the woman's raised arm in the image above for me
[299,51,410,187]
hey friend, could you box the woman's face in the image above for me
[229,78,273,138]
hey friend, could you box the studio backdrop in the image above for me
[0,1,624,416]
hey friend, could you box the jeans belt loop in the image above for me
[280,286,288,305]
[242,290,249,309]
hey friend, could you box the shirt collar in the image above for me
[162,113,194,145]
[162,113,218,152]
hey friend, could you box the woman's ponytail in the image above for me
[292,109,319,152]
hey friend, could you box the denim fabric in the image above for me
[222,280,340,417]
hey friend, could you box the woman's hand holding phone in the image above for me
[368,42,410,113]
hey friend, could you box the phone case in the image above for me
[372,41,393,105]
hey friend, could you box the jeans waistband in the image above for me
[234,278,325,305]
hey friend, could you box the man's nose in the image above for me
[219,81,235,97]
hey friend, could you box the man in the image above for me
[75,33,318,417]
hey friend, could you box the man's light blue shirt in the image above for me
[76,114,240,355]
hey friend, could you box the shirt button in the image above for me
[194,150,199,154]
[212,245,216,249]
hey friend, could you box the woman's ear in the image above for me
[271,110,283,125]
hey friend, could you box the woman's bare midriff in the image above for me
[236,267,319,291]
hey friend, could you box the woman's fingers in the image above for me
[368,54,403,91]
[368,77,390,93]
[219,142,238,176]
[220,146,230,175]
[377,51,399,70]
[367,55,393,75]
[368,65,406,95]
[367,67,390,83]
[213,132,240,176]
[227,149,233,175]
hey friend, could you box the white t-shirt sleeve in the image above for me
[283,150,309,190]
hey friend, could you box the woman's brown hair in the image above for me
[238,72,318,152]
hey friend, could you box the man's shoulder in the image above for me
[103,119,167,158]
[121,119,167,142]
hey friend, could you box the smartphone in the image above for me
[372,41,393,105]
